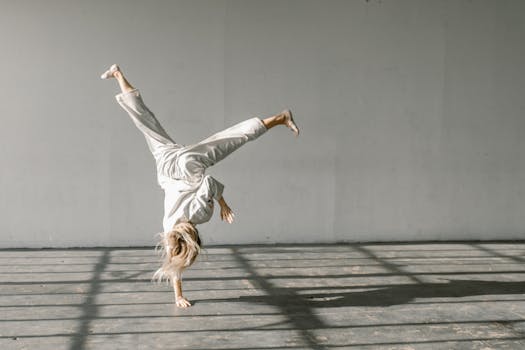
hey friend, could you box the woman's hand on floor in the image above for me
[176,297,192,308]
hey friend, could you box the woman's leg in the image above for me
[101,64,180,165]
[114,70,135,94]
[178,110,299,173]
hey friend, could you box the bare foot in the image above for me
[100,64,120,79]
[281,109,299,136]
[175,297,192,308]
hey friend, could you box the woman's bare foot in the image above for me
[101,64,135,93]
[261,109,300,134]
[176,296,192,308]
[281,109,300,136]
[100,64,120,79]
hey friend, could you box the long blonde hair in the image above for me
[153,222,201,282]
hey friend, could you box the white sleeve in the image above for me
[203,175,224,200]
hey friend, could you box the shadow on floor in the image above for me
[232,279,525,308]
[68,249,111,350]
[3,243,523,350]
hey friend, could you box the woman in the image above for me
[101,64,299,307]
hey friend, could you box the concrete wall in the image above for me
[0,0,523,247]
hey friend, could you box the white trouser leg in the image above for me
[116,89,180,156]
[116,89,183,180]
[174,118,267,180]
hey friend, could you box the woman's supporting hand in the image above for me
[176,296,192,308]
[218,196,235,224]
[173,279,191,308]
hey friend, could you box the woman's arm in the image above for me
[218,196,235,224]
[173,279,191,308]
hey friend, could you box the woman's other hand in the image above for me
[218,196,235,224]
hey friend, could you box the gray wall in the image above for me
[1,0,524,247]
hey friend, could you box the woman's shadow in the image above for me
[236,279,525,308]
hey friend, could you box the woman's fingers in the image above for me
[218,201,235,223]
[176,297,192,308]
[221,208,234,223]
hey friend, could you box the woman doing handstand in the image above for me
[101,64,299,308]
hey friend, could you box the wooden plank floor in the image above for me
[1,242,525,349]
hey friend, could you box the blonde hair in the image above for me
[153,222,201,282]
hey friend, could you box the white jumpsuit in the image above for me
[116,89,267,232]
